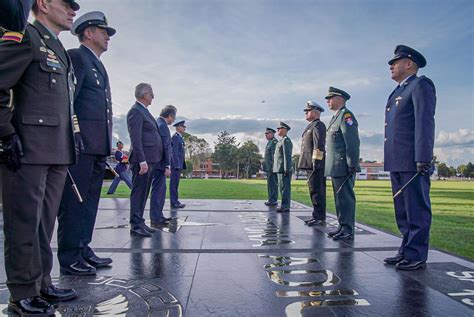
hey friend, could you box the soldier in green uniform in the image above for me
[273,122,293,213]
[324,87,360,240]
[263,127,279,206]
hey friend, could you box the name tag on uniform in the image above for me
[312,149,324,160]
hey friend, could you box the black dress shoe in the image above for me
[395,260,426,270]
[276,208,290,213]
[384,254,404,265]
[40,285,77,302]
[327,229,341,237]
[332,232,354,240]
[151,220,169,228]
[130,227,152,237]
[60,260,97,276]
[177,203,186,208]
[308,220,326,227]
[86,255,113,268]
[162,217,172,222]
[265,201,278,207]
[142,224,156,233]
[9,296,55,315]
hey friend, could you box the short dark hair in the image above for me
[78,26,97,42]
[32,0,52,15]
[160,105,177,118]
[116,141,123,146]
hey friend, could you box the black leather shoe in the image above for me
[142,224,156,233]
[265,201,278,207]
[332,232,354,241]
[86,255,113,268]
[162,217,172,222]
[304,218,313,224]
[395,260,426,270]
[276,208,290,213]
[130,227,152,237]
[178,203,186,208]
[60,260,97,276]
[308,220,326,227]
[9,296,55,315]
[40,285,77,302]
[384,254,404,265]
[151,220,169,228]
[327,227,341,237]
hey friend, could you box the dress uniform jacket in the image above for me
[68,45,113,155]
[171,132,186,170]
[0,20,76,301]
[263,137,277,172]
[273,136,293,174]
[298,119,326,170]
[325,107,360,177]
[384,74,436,171]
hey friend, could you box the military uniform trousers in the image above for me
[267,172,278,204]
[307,169,326,221]
[129,162,157,229]
[170,168,181,206]
[391,172,432,262]
[331,175,356,234]
[150,168,167,222]
[57,153,106,267]
[278,173,292,209]
[2,164,67,300]
[107,170,132,194]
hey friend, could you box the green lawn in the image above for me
[102,179,474,260]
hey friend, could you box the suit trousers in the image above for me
[307,169,326,221]
[150,168,166,222]
[57,154,106,266]
[2,164,67,300]
[170,168,181,206]
[278,173,292,209]
[130,162,156,229]
[266,172,278,204]
[390,172,432,261]
[331,175,356,234]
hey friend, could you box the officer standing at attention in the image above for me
[0,0,80,315]
[325,87,360,241]
[170,120,187,209]
[263,127,278,207]
[299,101,327,227]
[57,11,116,276]
[273,122,293,213]
[107,141,132,194]
[383,45,436,271]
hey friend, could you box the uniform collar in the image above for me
[81,44,101,61]
[398,74,417,87]
[35,20,58,39]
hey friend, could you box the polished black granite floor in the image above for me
[0,198,472,316]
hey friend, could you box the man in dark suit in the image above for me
[170,120,186,209]
[383,45,436,271]
[151,105,177,226]
[127,83,164,237]
[298,101,326,226]
[0,0,80,314]
[57,11,116,276]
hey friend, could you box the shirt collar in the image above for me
[136,101,147,108]
[83,44,101,61]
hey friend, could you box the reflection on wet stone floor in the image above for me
[0,198,472,316]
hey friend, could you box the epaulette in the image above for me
[1,30,24,43]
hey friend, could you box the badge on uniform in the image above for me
[312,149,324,160]
[344,113,354,126]
[1,31,24,43]
[395,96,402,106]
[47,58,61,68]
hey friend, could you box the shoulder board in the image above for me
[1,31,24,43]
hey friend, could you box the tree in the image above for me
[182,132,212,166]
[237,140,262,178]
[213,131,239,178]
[437,163,450,178]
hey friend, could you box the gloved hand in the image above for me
[1,133,23,171]
[74,132,84,160]
[347,166,357,175]
[416,162,431,175]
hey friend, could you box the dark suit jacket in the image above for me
[298,119,326,170]
[156,116,171,170]
[127,102,163,164]
[68,45,113,156]
[171,132,186,170]
[0,20,75,164]
[384,74,436,172]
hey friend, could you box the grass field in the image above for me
[101,179,474,260]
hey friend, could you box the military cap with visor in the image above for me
[325,86,351,101]
[277,122,291,131]
[304,100,324,112]
[72,11,116,36]
[173,120,186,127]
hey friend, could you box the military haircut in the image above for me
[32,0,51,15]
[135,82,152,99]
[160,105,177,118]
[78,26,97,42]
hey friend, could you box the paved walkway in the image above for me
[0,199,472,316]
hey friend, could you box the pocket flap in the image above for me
[39,62,64,74]
[22,115,59,126]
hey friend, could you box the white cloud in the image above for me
[435,129,474,147]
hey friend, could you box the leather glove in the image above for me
[1,133,24,171]
[347,166,357,175]
[74,132,85,160]
[416,162,431,175]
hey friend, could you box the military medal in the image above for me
[395,96,402,106]
[40,46,47,52]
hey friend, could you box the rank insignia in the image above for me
[345,117,354,126]
[1,31,24,43]
[40,47,47,52]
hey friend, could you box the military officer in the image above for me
[0,0,80,314]
[263,127,279,207]
[325,87,360,241]
[299,101,327,226]
[57,11,116,276]
[273,122,293,213]
[383,45,436,271]
[170,120,187,208]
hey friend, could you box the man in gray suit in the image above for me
[127,83,163,237]
[0,0,80,315]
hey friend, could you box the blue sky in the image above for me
[58,0,473,166]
